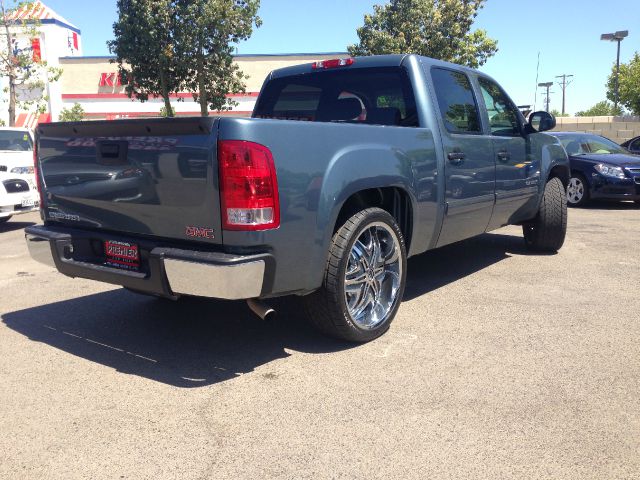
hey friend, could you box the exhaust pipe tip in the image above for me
[246,298,276,321]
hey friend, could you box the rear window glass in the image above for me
[253,67,419,127]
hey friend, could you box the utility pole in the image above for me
[538,82,553,112]
[555,74,574,115]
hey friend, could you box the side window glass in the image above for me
[431,68,481,134]
[478,77,521,137]
[631,139,640,151]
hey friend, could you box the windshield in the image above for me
[0,130,33,151]
[556,134,627,155]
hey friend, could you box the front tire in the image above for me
[304,208,407,342]
[523,177,567,252]
[567,173,589,207]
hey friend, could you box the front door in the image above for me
[477,76,538,230]
[430,67,496,247]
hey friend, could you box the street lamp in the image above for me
[538,82,553,112]
[601,30,628,110]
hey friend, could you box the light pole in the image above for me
[538,82,553,112]
[601,30,628,110]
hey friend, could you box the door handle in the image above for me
[447,151,466,165]
[497,150,511,162]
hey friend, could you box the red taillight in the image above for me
[312,58,354,69]
[33,141,44,209]
[218,140,280,231]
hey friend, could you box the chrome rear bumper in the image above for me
[25,233,57,268]
[25,226,270,300]
[164,258,265,299]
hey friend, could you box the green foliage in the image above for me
[59,103,85,122]
[575,101,623,117]
[109,0,184,117]
[606,51,640,115]
[550,109,569,118]
[348,0,497,68]
[109,0,261,117]
[0,0,63,125]
[176,0,261,115]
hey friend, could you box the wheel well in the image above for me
[570,169,586,178]
[548,165,570,187]
[334,187,413,250]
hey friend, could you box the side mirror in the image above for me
[529,111,556,132]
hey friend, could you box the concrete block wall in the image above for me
[552,116,640,143]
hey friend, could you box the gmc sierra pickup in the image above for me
[26,54,569,342]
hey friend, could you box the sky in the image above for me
[43,0,639,115]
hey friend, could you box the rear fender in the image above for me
[307,145,417,289]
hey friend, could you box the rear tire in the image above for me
[304,208,407,342]
[523,177,567,253]
[0,216,11,224]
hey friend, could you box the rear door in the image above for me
[430,67,496,247]
[476,76,537,230]
[37,118,222,245]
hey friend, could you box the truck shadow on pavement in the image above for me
[2,291,353,388]
[403,230,541,301]
[3,231,536,388]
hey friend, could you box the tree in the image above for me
[348,0,497,68]
[606,51,640,115]
[108,0,185,117]
[110,0,261,118]
[550,109,569,118]
[59,103,85,122]
[176,0,261,116]
[575,101,623,117]
[0,0,62,126]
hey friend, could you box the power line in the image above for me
[555,74,574,115]
[533,52,540,111]
[538,82,553,112]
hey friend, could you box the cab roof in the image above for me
[268,54,479,81]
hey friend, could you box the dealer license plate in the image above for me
[104,240,140,270]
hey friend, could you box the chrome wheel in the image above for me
[344,222,402,330]
[567,177,584,204]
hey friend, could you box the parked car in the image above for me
[0,127,40,222]
[621,135,640,154]
[25,54,569,342]
[550,132,640,206]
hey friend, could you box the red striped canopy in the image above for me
[5,1,78,29]
[15,112,51,130]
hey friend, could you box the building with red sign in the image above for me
[1,2,346,127]
[57,53,345,122]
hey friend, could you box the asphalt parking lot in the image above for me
[1,205,639,480]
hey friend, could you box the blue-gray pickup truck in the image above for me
[26,54,569,342]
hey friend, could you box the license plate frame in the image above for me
[104,240,140,271]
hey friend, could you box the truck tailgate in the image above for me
[36,117,222,245]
